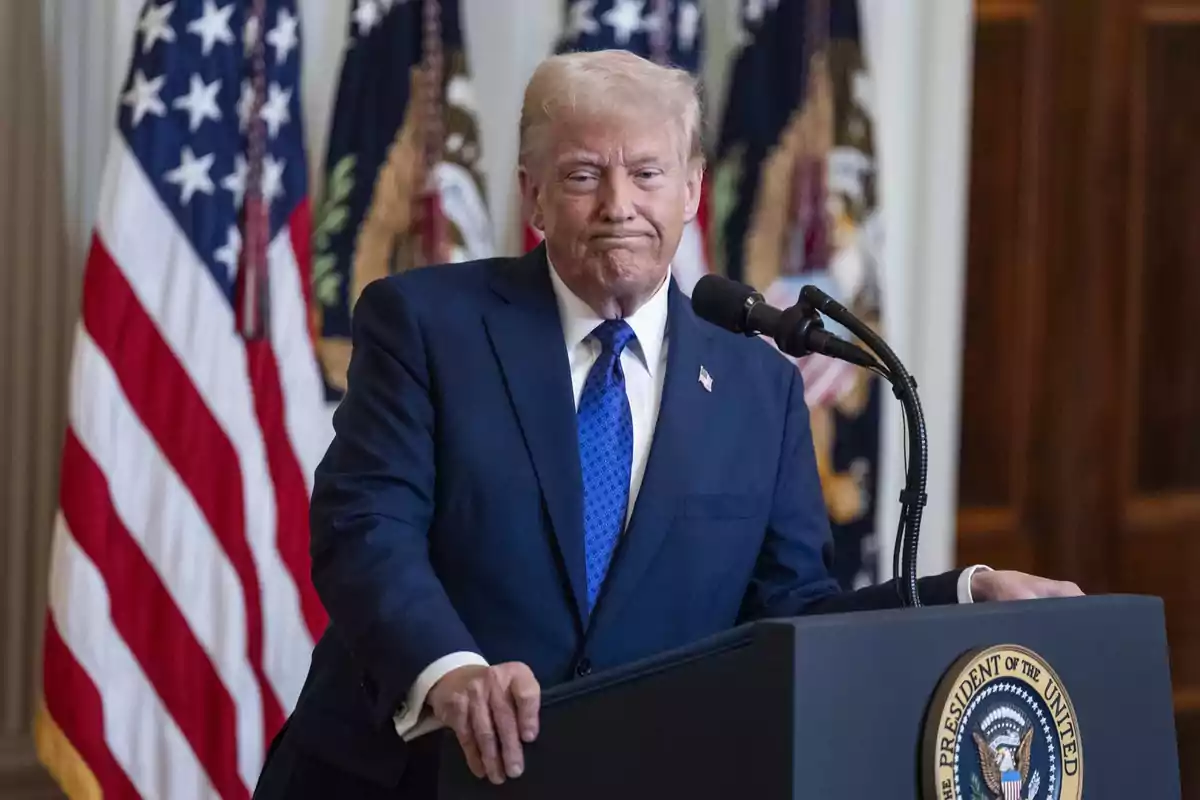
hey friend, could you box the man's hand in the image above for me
[426,662,541,784]
[971,569,1084,602]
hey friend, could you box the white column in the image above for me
[860,0,975,578]
[297,0,351,192]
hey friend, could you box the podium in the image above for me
[436,596,1180,799]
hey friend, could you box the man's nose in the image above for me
[598,174,636,221]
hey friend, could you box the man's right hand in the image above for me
[426,662,541,784]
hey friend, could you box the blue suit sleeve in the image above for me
[309,277,479,726]
[741,364,960,620]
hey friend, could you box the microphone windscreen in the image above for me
[691,274,757,334]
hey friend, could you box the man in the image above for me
[254,50,1080,798]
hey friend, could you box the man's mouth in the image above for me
[591,232,646,241]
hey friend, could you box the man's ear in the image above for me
[683,158,705,224]
[518,165,545,231]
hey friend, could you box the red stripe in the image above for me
[523,223,544,253]
[80,236,285,739]
[246,338,327,644]
[799,353,834,381]
[42,618,141,800]
[287,199,315,342]
[59,431,249,800]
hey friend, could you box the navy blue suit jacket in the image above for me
[260,246,961,794]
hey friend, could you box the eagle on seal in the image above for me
[974,728,1034,800]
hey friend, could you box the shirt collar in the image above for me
[547,255,671,376]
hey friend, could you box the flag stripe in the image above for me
[79,234,286,743]
[262,209,330,639]
[59,430,250,800]
[245,337,327,641]
[285,199,315,335]
[277,203,329,495]
[274,211,331,495]
[65,321,266,787]
[42,622,140,800]
[48,516,221,800]
[800,355,857,407]
[673,218,708,295]
[94,139,317,716]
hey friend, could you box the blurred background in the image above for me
[0,0,1197,796]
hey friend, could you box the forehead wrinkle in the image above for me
[555,149,669,168]
[556,149,606,168]
[552,127,681,169]
[625,151,671,167]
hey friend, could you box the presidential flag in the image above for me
[36,1,328,797]
[712,0,884,588]
[312,0,493,399]
[527,0,710,295]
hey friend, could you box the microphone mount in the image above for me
[798,285,927,609]
[736,286,883,372]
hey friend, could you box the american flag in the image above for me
[527,0,710,295]
[36,1,329,797]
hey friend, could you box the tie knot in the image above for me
[591,319,636,357]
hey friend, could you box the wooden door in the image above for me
[959,0,1200,794]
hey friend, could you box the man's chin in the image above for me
[590,254,651,280]
[588,246,646,267]
[595,260,668,300]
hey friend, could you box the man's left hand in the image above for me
[971,569,1084,602]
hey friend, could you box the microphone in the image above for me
[691,275,880,370]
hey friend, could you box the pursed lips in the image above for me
[590,232,649,241]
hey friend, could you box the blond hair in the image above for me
[518,49,704,172]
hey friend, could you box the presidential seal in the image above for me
[923,645,1082,800]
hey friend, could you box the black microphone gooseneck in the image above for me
[800,285,927,609]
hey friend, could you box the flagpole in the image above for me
[416,0,447,267]
[649,0,670,64]
[788,0,831,279]
[241,0,271,339]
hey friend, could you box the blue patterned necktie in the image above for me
[577,319,636,613]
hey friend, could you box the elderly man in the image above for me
[253,50,1080,798]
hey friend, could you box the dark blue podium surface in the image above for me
[437,595,1179,799]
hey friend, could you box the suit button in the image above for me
[574,658,592,678]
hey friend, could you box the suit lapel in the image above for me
[591,283,715,628]
[483,247,589,625]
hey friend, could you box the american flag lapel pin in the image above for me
[698,365,713,392]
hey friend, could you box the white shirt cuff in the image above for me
[957,564,992,603]
[392,651,489,741]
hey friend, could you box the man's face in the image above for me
[521,113,702,310]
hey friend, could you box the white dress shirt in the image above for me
[391,261,984,740]
[550,261,672,523]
